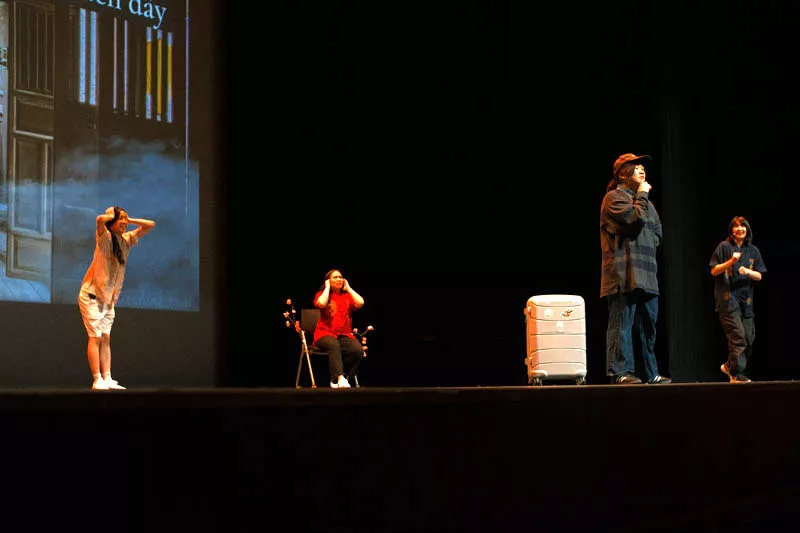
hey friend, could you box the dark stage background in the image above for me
[228,1,800,389]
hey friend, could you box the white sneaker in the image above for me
[330,381,339,389]
[92,378,109,390]
[106,378,127,390]
[337,375,351,388]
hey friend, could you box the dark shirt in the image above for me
[709,240,767,317]
[599,186,663,298]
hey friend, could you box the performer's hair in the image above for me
[318,269,343,292]
[727,216,753,245]
[606,162,638,191]
[105,206,127,265]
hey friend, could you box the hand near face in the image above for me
[324,279,331,290]
[638,181,652,193]
[342,279,350,292]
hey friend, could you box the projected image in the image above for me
[0,0,198,310]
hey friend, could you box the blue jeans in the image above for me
[606,290,660,380]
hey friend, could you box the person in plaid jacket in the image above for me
[600,153,671,385]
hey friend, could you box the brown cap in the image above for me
[613,153,652,176]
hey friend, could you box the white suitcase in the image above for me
[524,294,587,385]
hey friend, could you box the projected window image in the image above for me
[0,0,198,311]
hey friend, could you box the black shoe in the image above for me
[647,375,672,384]
[615,373,642,384]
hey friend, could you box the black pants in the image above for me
[718,306,756,375]
[315,335,364,382]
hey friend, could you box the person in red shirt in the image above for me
[313,269,365,388]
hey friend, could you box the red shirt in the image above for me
[313,290,356,344]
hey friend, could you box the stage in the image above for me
[3,382,799,532]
